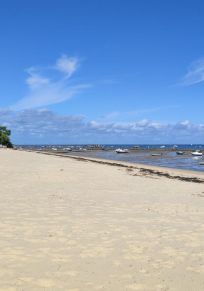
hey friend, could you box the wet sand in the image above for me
[0,149,204,290]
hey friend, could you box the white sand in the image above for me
[0,149,204,291]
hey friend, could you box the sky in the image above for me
[0,0,204,144]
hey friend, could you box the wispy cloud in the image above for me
[55,55,79,78]
[25,67,50,89]
[181,58,204,86]
[11,55,89,110]
[99,106,179,122]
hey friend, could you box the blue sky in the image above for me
[0,0,204,144]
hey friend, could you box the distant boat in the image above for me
[115,148,129,153]
[160,145,166,149]
[176,151,185,155]
[151,153,162,156]
[64,147,72,151]
[191,151,203,156]
[173,145,178,149]
[132,145,140,149]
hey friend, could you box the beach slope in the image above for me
[0,149,204,291]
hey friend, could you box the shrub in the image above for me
[0,126,13,148]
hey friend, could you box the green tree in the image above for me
[0,126,13,148]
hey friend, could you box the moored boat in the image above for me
[191,151,203,156]
[176,151,185,155]
[64,147,72,151]
[115,148,129,153]
[132,145,140,149]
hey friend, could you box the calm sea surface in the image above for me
[21,144,204,172]
[67,150,204,172]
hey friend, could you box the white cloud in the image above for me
[11,55,88,110]
[182,58,204,86]
[55,55,79,78]
[1,109,204,144]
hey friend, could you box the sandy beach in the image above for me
[0,149,204,291]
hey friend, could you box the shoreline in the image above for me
[16,145,204,173]
[22,149,204,183]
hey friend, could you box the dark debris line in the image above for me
[26,150,204,184]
